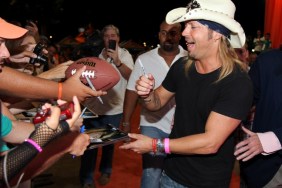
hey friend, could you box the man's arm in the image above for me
[0,66,106,102]
[120,111,241,155]
[142,85,174,111]
[121,89,139,132]
[169,111,240,154]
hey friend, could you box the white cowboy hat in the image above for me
[0,18,27,39]
[166,0,245,48]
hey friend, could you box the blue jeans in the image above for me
[79,114,122,184]
[140,126,169,188]
[160,171,188,188]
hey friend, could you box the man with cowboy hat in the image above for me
[120,0,253,187]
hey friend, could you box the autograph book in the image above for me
[85,124,129,150]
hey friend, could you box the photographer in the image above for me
[6,33,45,76]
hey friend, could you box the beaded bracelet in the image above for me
[152,138,157,154]
[156,139,165,153]
[25,138,42,152]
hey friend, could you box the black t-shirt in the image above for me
[162,57,253,187]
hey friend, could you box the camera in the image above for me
[29,42,48,66]
[33,102,74,125]
[108,40,116,50]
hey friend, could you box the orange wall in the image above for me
[264,0,282,48]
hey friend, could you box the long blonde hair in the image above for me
[184,37,246,82]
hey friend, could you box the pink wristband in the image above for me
[25,139,42,152]
[164,138,170,154]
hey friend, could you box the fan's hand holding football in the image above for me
[136,74,155,98]
[63,66,107,102]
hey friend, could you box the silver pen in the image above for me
[138,59,148,78]
[85,76,104,104]
[79,106,88,118]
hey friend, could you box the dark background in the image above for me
[0,0,265,46]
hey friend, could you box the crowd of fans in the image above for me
[1,0,281,187]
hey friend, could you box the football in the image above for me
[65,57,120,91]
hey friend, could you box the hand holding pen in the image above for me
[138,59,155,85]
[85,76,104,104]
[138,59,148,78]
[78,106,87,134]
[136,59,154,97]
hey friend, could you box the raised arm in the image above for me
[0,66,106,102]
[120,111,241,155]
[136,74,174,111]
[121,89,139,133]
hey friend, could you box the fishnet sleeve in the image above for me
[29,120,70,147]
[0,142,37,184]
[0,121,69,186]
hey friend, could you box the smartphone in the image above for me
[108,40,116,50]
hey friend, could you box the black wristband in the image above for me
[116,63,123,68]
[59,120,70,134]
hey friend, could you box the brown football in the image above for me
[65,57,120,91]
